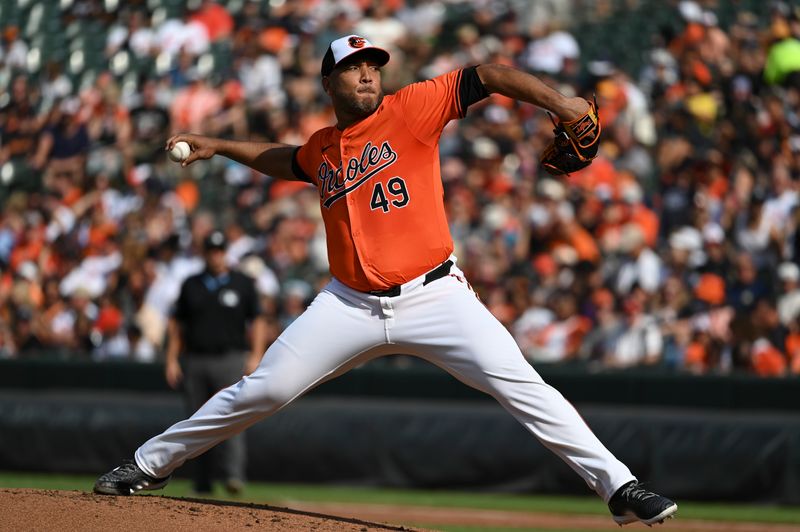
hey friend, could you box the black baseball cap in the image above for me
[321,34,390,77]
[203,230,227,251]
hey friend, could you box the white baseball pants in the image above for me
[135,259,635,501]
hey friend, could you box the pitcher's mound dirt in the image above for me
[5,488,799,532]
[1,488,420,532]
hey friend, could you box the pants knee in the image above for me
[231,376,297,413]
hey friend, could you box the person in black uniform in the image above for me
[165,230,267,494]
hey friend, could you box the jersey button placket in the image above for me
[340,138,352,214]
[341,137,368,269]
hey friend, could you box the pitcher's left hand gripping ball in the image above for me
[540,98,600,175]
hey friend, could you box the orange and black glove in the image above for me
[540,98,600,176]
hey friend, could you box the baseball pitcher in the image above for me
[95,35,677,526]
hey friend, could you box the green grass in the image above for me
[3,471,800,531]
[427,529,604,532]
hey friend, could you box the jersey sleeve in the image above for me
[291,134,321,185]
[395,66,489,145]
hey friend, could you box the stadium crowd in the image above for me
[1,0,800,376]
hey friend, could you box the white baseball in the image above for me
[168,141,192,162]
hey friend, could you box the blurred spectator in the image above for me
[0,322,16,358]
[129,80,171,164]
[778,262,800,326]
[579,287,621,362]
[0,76,40,169]
[279,279,313,330]
[106,10,157,59]
[698,223,729,277]
[170,70,222,134]
[34,98,90,184]
[751,337,787,376]
[208,79,249,139]
[605,289,663,368]
[237,43,285,112]
[127,324,157,363]
[1,27,28,71]
[12,307,45,356]
[155,17,210,60]
[190,1,234,43]
[40,63,73,112]
[727,252,771,313]
[140,233,204,351]
[85,74,132,180]
[91,302,129,361]
[614,224,662,296]
[514,290,590,363]
[523,22,580,76]
[684,273,734,374]
[354,4,408,51]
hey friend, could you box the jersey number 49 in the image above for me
[370,177,410,213]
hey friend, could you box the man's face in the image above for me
[206,248,227,274]
[324,58,384,118]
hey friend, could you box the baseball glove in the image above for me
[540,98,600,176]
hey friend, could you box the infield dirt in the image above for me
[3,488,800,532]
[1,488,420,531]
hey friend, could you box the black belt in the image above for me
[368,260,453,297]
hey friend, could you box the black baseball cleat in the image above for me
[93,459,171,496]
[608,481,678,526]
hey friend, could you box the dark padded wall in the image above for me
[1,390,798,503]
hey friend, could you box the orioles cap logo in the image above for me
[348,36,366,48]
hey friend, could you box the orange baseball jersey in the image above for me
[293,67,489,291]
